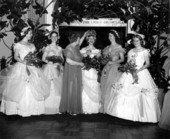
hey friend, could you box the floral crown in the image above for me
[110,30,120,38]
[20,26,31,36]
[86,30,96,40]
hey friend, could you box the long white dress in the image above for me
[0,43,50,117]
[105,49,161,123]
[42,45,63,114]
[80,47,101,114]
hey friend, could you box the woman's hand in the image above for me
[22,60,27,65]
[48,61,53,64]
[79,62,84,67]
[108,61,113,65]
[86,50,91,56]
[96,52,101,57]
[85,30,89,37]
[136,69,140,73]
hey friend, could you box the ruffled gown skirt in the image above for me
[105,69,161,123]
[82,69,101,114]
[100,62,122,113]
[43,64,62,114]
[0,63,50,117]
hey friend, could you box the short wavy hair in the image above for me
[68,33,81,43]
[132,34,145,47]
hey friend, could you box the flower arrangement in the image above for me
[24,52,42,67]
[118,60,138,84]
[99,54,112,66]
[82,55,101,72]
[46,56,64,64]
[24,52,42,76]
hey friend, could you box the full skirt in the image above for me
[100,62,122,112]
[82,68,101,114]
[105,69,161,123]
[43,64,62,114]
[0,63,50,117]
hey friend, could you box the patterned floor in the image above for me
[0,113,169,139]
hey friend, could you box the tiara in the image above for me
[20,26,31,36]
[110,30,120,38]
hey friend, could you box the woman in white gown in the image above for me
[105,34,161,123]
[0,27,50,117]
[80,30,101,114]
[42,30,63,114]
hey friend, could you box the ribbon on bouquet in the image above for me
[139,88,148,117]
[56,64,63,76]
[139,94,144,117]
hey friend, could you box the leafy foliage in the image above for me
[149,47,168,88]
[0,0,56,64]
[32,0,48,16]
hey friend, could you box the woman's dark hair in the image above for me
[49,31,59,38]
[132,34,145,47]
[108,30,120,44]
[68,33,81,43]
[48,31,59,44]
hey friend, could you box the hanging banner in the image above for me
[59,18,127,27]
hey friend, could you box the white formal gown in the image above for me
[105,49,161,123]
[0,43,50,117]
[42,45,63,114]
[81,47,101,114]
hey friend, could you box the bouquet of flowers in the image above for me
[82,55,101,72]
[98,54,112,66]
[24,52,42,67]
[46,56,64,64]
[24,52,42,76]
[118,60,138,84]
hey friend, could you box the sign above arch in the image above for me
[59,18,127,27]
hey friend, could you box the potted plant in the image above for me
[149,46,168,109]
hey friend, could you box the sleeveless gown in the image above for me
[42,45,63,114]
[105,49,161,123]
[0,43,50,117]
[80,47,101,114]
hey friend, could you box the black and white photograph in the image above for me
[0,0,169,139]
